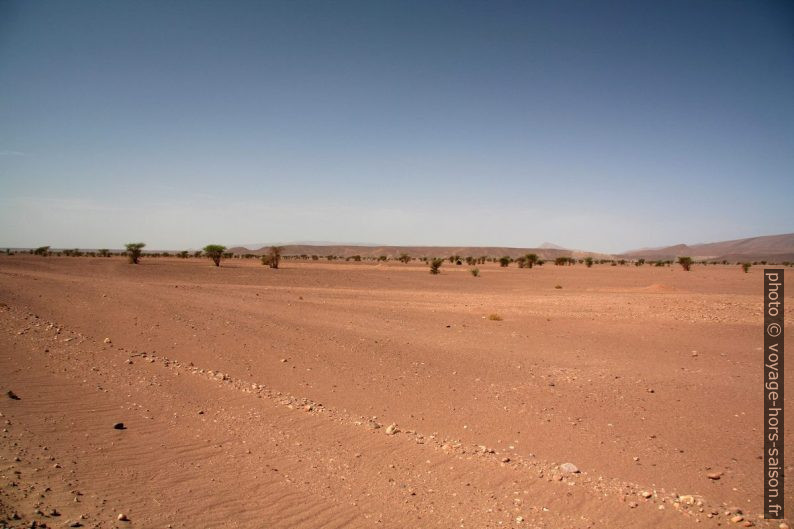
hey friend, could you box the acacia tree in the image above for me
[34,246,50,256]
[203,245,226,267]
[678,256,693,271]
[525,253,539,268]
[125,242,146,264]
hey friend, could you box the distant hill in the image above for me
[538,242,568,250]
[227,244,607,260]
[621,233,794,262]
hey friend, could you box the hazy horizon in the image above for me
[1,1,793,253]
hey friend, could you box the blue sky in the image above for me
[1,0,792,252]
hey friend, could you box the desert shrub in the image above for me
[398,253,411,263]
[203,245,226,267]
[351,255,361,262]
[125,243,145,264]
[429,258,443,274]
[584,256,593,268]
[378,255,387,261]
[516,256,526,268]
[536,259,545,266]
[98,249,110,257]
[523,253,538,268]
[266,246,283,269]
[742,262,751,273]
[677,256,693,271]
[470,267,480,277]
[223,252,233,259]
[637,258,645,266]
[554,284,562,289]
[499,256,510,267]
[34,246,50,256]
[618,259,626,266]
[554,257,568,266]
[178,251,189,259]
[488,313,503,321]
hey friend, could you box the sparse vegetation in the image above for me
[677,256,693,271]
[488,313,503,321]
[742,262,751,273]
[125,242,146,264]
[525,253,538,268]
[499,256,510,267]
[262,246,283,269]
[34,246,50,256]
[429,258,443,275]
[203,245,226,267]
[584,256,593,268]
[554,284,562,289]
[98,249,110,257]
[470,267,480,277]
[398,253,411,264]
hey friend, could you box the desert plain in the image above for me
[0,255,791,528]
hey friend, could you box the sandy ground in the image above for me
[0,256,790,528]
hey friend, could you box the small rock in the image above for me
[560,463,579,473]
[707,472,722,480]
[641,491,652,498]
[7,390,20,400]
[117,513,129,521]
[501,457,511,463]
[385,423,398,435]
[113,422,125,430]
[779,523,790,529]
[731,515,744,523]
[515,516,524,523]
[647,388,655,393]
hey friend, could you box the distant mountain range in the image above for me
[227,233,794,262]
[226,244,606,260]
[620,233,794,262]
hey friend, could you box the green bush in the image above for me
[499,256,510,267]
[430,258,443,274]
[584,256,594,268]
[34,246,50,256]
[678,256,693,271]
[125,242,146,264]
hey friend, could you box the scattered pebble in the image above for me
[707,472,722,480]
[113,422,126,430]
[385,423,398,435]
[103,337,111,344]
[118,513,129,521]
[7,390,20,400]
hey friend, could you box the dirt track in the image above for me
[0,256,790,528]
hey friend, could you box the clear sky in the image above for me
[1,0,792,252]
